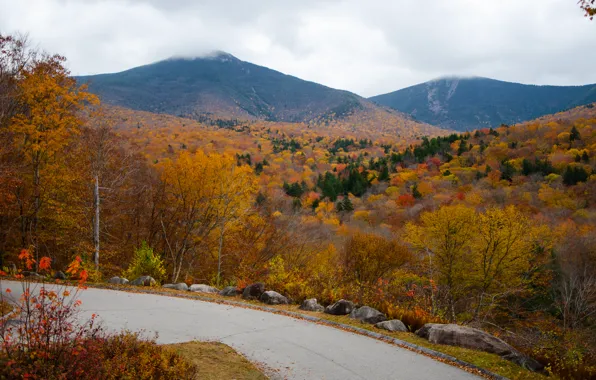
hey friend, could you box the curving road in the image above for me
[3,281,479,380]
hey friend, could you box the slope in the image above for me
[369,77,596,131]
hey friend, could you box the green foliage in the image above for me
[124,241,166,284]
[570,126,581,141]
[563,165,589,186]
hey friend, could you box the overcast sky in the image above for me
[1,0,595,97]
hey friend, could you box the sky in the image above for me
[1,0,595,97]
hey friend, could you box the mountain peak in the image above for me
[165,51,239,63]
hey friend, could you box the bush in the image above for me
[0,250,196,379]
[0,331,198,379]
[124,241,166,283]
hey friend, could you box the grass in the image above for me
[166,341,267,380]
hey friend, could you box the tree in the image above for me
[470,206,535,320]
[159,151,220,282]
[212,155,258,285]
[343,232,412,299]
[579,0,596,19]
[9,54,97,262]
[159,151,257,283]
[405,205,477,320]
[124,241,166,284]
[563,165,589,186]
[570,126,581,142]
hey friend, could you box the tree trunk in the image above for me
[217,221,225,286]
[32,157,40,269]
[92,175,100,272]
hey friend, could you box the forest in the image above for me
[0,34,595,378]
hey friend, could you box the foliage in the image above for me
[123,242,166,284]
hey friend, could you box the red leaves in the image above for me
[18,249,35,270]
[38,257,51,272]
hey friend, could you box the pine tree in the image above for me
[342,196,354,212]
[412,183,422,199]
[570,126,581,142]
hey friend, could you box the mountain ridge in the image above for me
[369,77,596,131]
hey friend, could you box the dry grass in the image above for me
[166,341,267,380]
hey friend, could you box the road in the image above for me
[2,281,479,380]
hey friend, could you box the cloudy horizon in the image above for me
[1,0,595,97]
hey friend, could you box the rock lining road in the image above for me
[3,281,480,380]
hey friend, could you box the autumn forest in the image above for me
[1,33,596,379]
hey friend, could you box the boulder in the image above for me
[349,306,387,324]
[22,271,43,278]
[53,271,66,280]
[416,324,544,372]
[324,299,355,316]
[299,298,325,312]
[242,282,265,300]
[189,284,219,293]
[163,283,189,291]
[7,262,17,275]
[259,290,289,305]
[219,286,239,297]
[375,319,408,332]
[130,276,156,286]
[108,276,129,285]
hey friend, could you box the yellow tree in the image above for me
[343,232,412,301]
[160,150,219,282]
[159,151,257,283]
[470,206,535,320]
[212,154,258,285]
[9,54,97,260]
[405,205,477,321]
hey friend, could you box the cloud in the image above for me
[1,0,594,96]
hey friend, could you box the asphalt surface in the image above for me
[2,281,480,380]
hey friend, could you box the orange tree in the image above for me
[8,54,98,265]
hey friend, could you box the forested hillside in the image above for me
[1,34,596,379]
[370,77,596,131]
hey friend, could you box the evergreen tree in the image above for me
[342,196,354,212]
[570,126,581,142]
[412,183,422,199]
[378,165,390,181]
[563,165,589,185]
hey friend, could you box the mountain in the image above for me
[74,53,361,121]
[369,77,596,131]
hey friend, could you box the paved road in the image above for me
[3,281,479,380]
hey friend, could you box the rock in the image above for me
[163,283,188,291]
[416,324,544,372]
[22,271,43,278]
[53,271,66,280]
[324,299,355,316]
[260,290,289,305]
[108,276,129,285]
[299,298,325,312]
[349,306,387,324]
[219,286,239,296]
[189,284,219,293]
[242,283,265,300]
[130,276,156,286]
[375,319,408,332]
[7,262,17,275]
